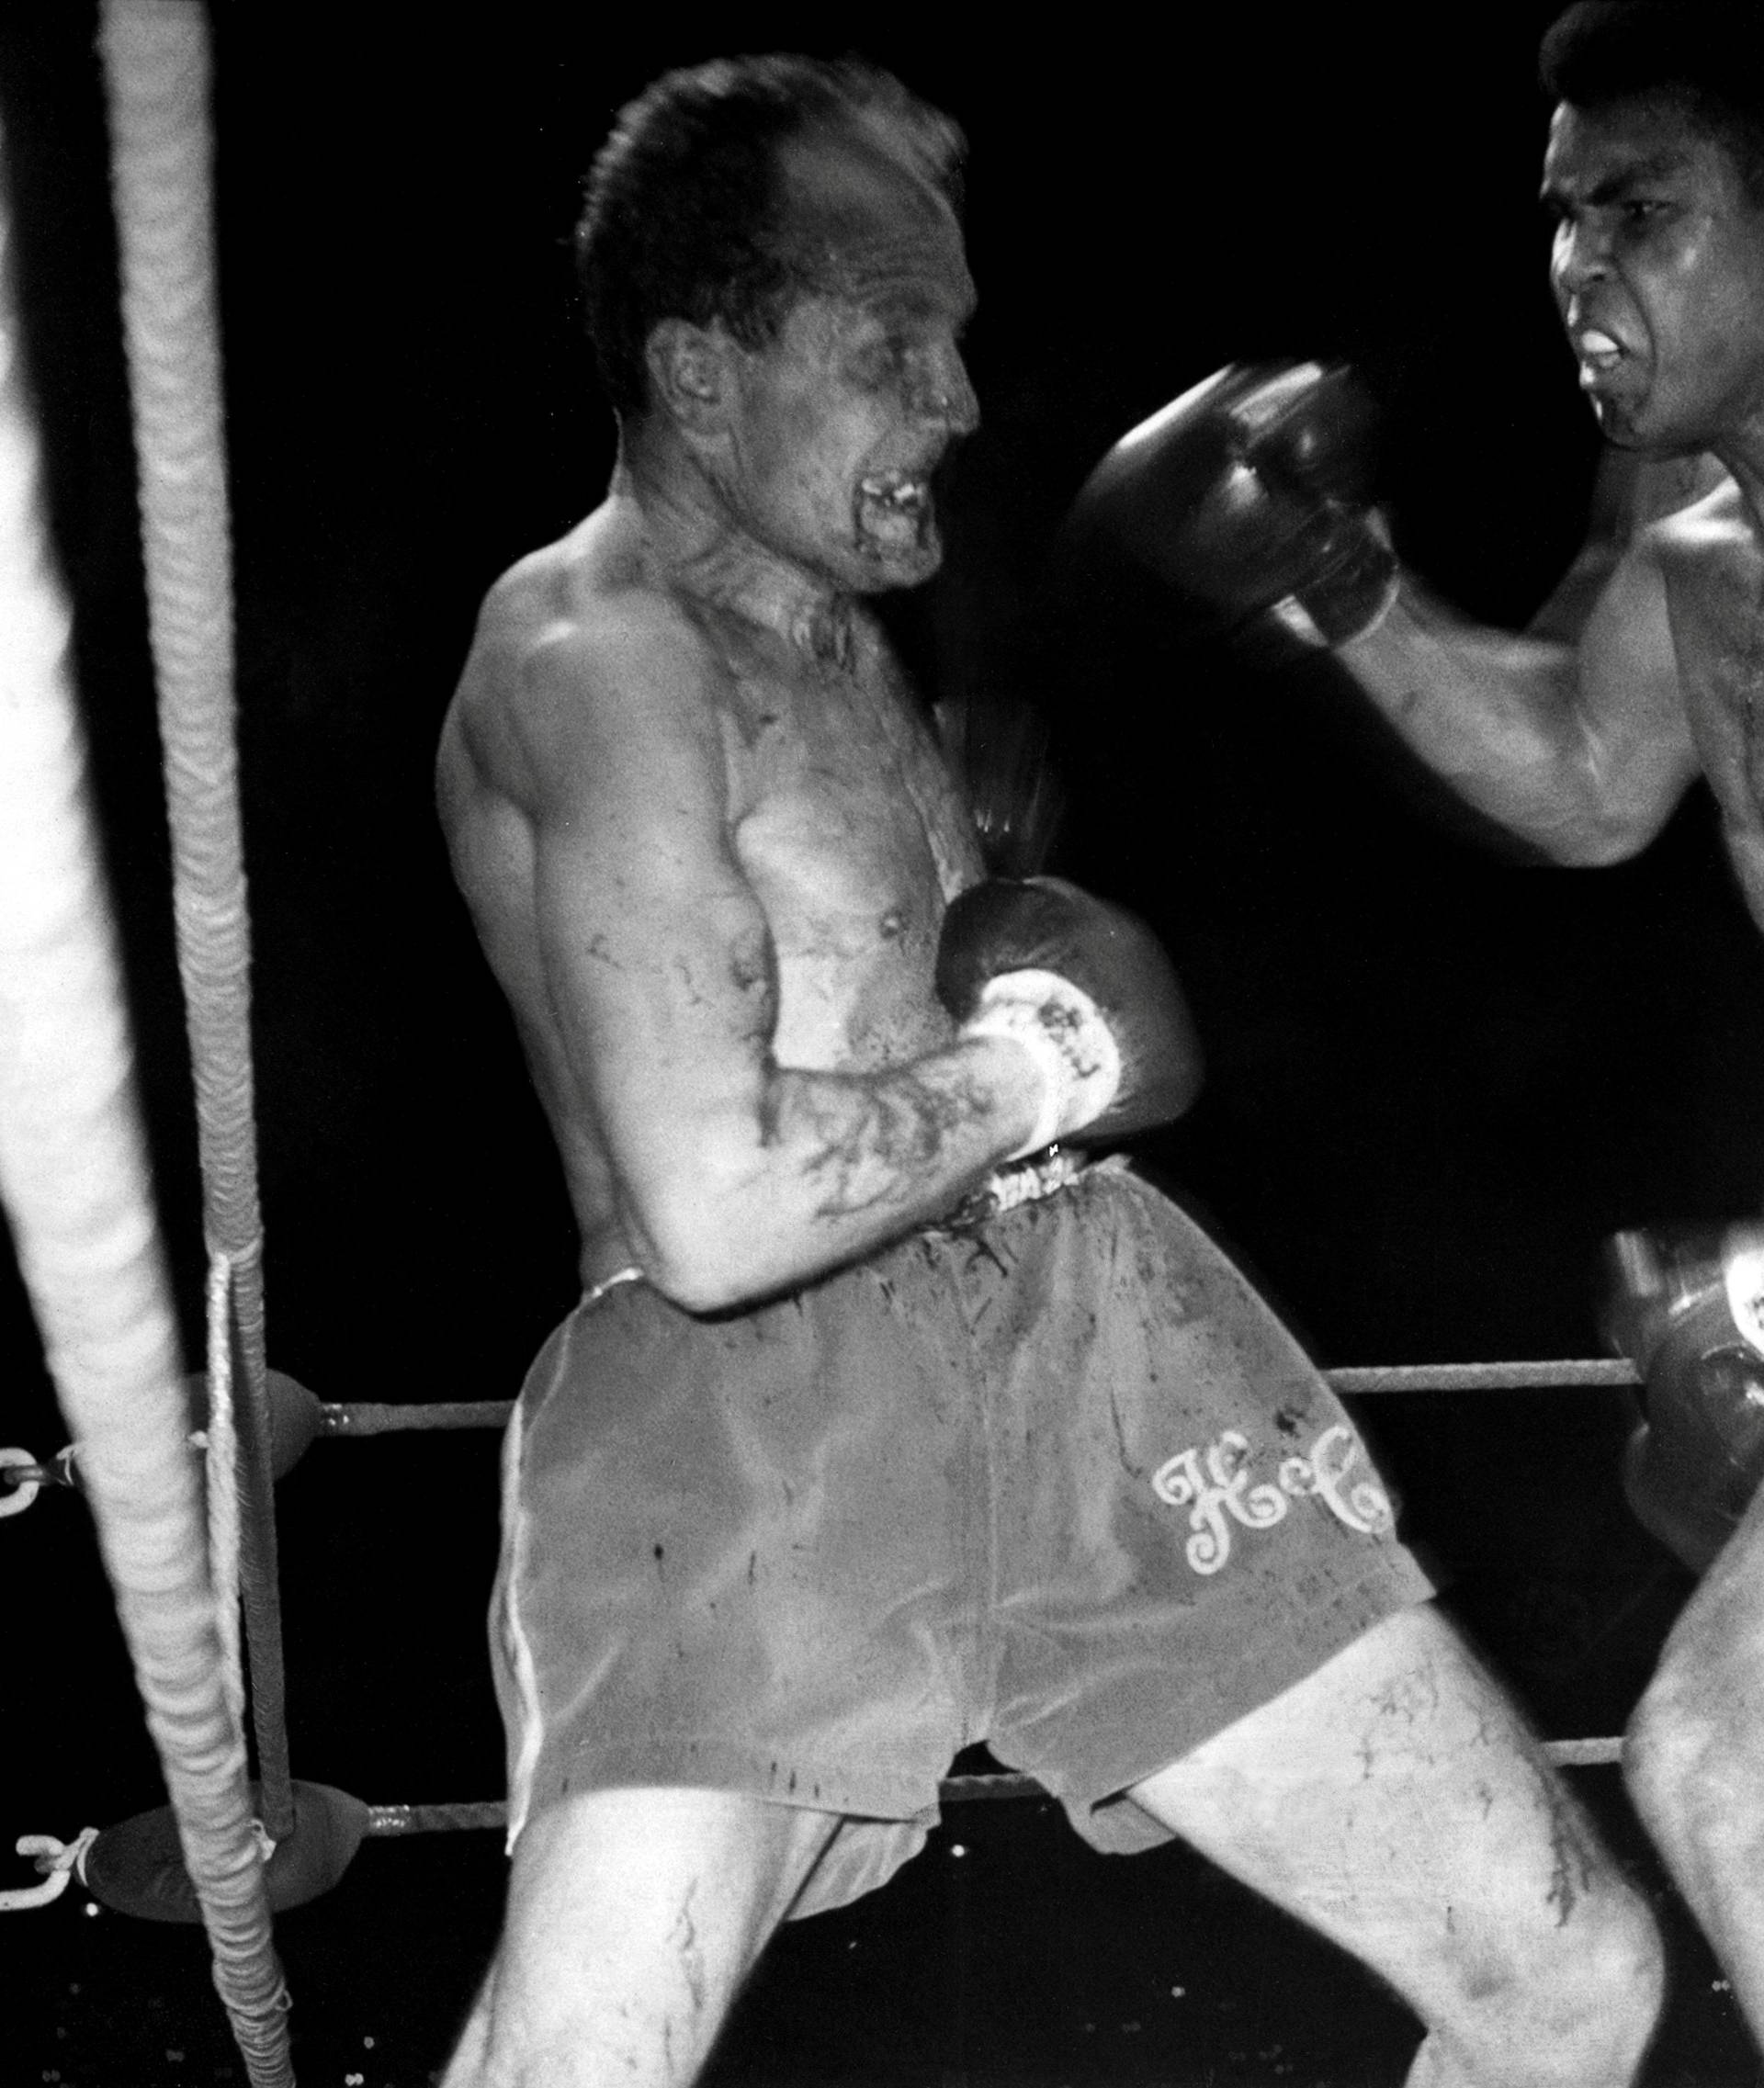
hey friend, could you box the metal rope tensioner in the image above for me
[1605,1223,1764,1574]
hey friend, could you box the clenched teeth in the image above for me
[860,476,929,513]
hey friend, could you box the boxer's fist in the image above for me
[1605,1225,1764,1573]
[937,877,1203,1156]
[1066,361,1396,649]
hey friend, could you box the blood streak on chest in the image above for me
[727,704,949,1069]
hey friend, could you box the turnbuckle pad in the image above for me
[85,1779,368,1921]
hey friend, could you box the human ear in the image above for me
[645,319,730,434]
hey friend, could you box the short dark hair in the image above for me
[575,53,964,418]
[1540,3,1764,204]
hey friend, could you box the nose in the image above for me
[914,344,979,435]
[1553,214,1610,301]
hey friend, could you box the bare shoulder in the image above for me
[440,505,729,827]
[1632,475,1764,652]
[1569,474,1749,644]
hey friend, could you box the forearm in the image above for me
[627,1033,1043,1313]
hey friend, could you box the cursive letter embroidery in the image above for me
[1151,1429,1290,1575]
[1153,1424,1393,1574]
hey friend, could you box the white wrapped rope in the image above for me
[98,0,293,1843]
[0,57,293,2088]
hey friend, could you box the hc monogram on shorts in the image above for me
[1150,1424,1394,1576]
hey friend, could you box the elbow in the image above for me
[630,1206,756,1317]
[1544,815,1657,868]
[623,1148,784,1316]
[1538,754,1682,866]
[646,1260,753,1317]
[1562,837,1650,870]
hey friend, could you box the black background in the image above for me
[9,6,1764,2082]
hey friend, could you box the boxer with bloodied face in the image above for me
[435,55,1660,2086]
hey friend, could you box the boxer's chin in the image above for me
[1593,396,1687,455]
[1588,389,1647,447]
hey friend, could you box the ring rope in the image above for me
[0,57,291,2077]
[1327,1359,1639,1394]
[358,1737,1626,1838]
[308,1359,1643,1439]
[97,0,292,1844]
[0,1357,1647,1481]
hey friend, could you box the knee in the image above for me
[1442,1846,1662,2088]
[1456,1879,1663,2088]
[1557,1879,1666,2079]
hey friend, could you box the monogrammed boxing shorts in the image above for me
[490,1156,1433,1917]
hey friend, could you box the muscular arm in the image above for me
[1333,452,1713,863]
[505,613,1045,1314]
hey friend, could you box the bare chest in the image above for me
[718,646,983,1068]
[1665,543,1764,840]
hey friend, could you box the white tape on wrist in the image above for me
[964,967,1122,1160]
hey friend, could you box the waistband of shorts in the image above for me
[581,1262,646,1309]
[924,1142,1101,1236]
[577,1148,1124,1304]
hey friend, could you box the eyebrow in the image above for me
[846,277,978,332]
[1540,148,1695,208]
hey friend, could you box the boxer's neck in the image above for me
[614,438,856,661]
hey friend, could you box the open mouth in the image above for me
[1575,328,1626,388]
[856,471,934,553]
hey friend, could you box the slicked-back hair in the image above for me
[576,53,965,419]
[1541,3,1764,205]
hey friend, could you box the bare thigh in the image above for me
[447,1787,840,2088]
[1131,1605,1657,2080]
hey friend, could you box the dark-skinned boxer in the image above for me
[1068,0,1764,2049]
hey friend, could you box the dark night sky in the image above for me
[8,0,1764,1993]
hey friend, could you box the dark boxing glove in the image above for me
[937,876,1203,1157]
[1066,361,1397,649]
[1604,1225,1764,1573]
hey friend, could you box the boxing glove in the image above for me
[937,876,1203,1157]
[1604,1225,1764,1573]
[1066,361,1397,649]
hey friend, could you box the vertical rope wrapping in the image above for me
[96,0,292,1839]
[0,104,293,2088]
